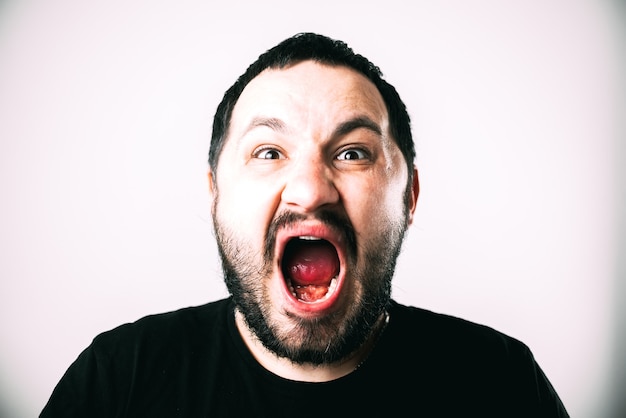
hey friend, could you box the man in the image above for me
[41,33,569,417]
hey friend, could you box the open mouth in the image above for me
[281,236,341,303]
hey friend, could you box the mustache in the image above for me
[264,210,357,262]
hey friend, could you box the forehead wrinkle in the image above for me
[229,63,391,152]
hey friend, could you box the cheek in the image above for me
[214,174,281,241]
[343,177,407,236]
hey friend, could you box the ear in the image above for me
[407,166,419,225]
[207,170,216,200]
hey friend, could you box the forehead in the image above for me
[228,61,389,136]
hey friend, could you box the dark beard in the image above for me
[213,208,408,365]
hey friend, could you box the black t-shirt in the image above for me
[40,298,569,417]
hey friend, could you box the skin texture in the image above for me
[209,61,419,381]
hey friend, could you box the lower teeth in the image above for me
[289,277,338,302]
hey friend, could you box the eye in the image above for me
[336,148,369,161]
[253,146,285,160]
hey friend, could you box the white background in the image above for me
[0,1,623,417]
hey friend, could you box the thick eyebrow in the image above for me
[333,116,383,139]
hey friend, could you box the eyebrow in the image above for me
[243,117,287,135]
[242,115,383,139]
[333,116,383,139]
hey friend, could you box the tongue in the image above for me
[282,239,339,301]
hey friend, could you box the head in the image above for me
[208,33,419,366]
[209,32,415,182]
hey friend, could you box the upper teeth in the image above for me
[298,236,321,240]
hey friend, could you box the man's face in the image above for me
[210,61,418,365]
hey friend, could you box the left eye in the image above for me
[337,148,368,161]
[253,147,285,160]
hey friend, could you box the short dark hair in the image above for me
[209,32,415,178]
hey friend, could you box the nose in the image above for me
[281,155,340,212]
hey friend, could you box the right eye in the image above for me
[253,146,285,160]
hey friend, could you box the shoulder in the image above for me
[379,301,569,417]
[90,298,233,355]
[387,300,532,362]
[40,299,237,416]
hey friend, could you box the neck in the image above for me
[234,310,389,382]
